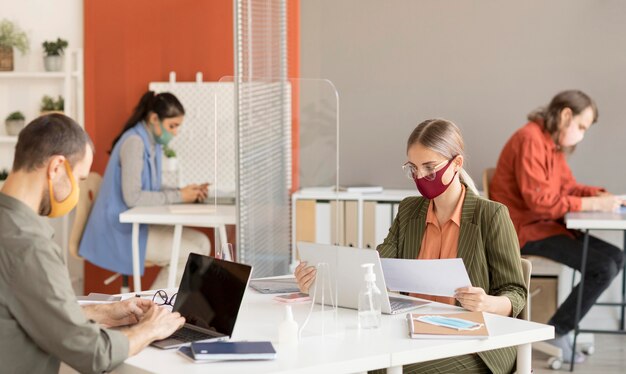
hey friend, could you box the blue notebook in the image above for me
[191,341,277,360]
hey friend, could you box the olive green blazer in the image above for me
[377,186,527,374]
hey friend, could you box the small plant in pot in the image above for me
[0,19,30,71]
[42,38,68,72]
[40,95,64,115]
[5,111,25,136]
[162,145,178,172]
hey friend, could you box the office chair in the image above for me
[69,172,154,293]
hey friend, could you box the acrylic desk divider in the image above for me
[299,262,343,339]
[218,76,340,277]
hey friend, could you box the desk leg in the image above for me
[516,343,532,374]
[131,223,141,293]
[571,229,590,372]
[386,366,402,374]
[217,224,229,260]
[619,231,626,331]
[167,225,183,289]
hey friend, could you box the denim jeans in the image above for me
[522,233,625,335]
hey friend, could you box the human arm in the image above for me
[81,298,153,328]
[514,138,583,219]
[119,136,182,206]
[455,205,526,317]
[8,242,130,373]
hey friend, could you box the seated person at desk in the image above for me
[490,90,625,363]
[296,119,527,374]
[0,114,185,373]
[80,91,210,289]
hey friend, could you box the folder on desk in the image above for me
[406,312,490,339]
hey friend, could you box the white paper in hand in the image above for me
[380,258,471,297]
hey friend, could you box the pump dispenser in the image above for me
[278,305,299,345]
[358,263,382,329]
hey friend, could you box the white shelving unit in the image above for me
[0,50,84,291]
[0,49,84,171]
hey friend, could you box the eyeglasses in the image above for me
[402,158,450,181]
[152,290,178,306]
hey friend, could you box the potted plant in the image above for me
[40,95,64,115]
[5,111,25,136]
[0,19,29,71]
[0,169,8,190]
[42,38,68,72]
[162,145,178,172]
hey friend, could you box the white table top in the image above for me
[119,204,236,226]
[115,286,553,374]
[565,207,626,230]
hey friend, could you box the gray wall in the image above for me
[301,0,626,192]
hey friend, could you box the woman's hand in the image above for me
[180,184,209,203]
[455,287,512,316]
[294,261,317,293]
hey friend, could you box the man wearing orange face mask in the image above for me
[0,114,185,374]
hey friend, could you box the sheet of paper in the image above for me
[380,258,472,297]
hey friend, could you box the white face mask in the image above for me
[559,121,585,147]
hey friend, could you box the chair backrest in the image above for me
[482,167,496,200]
[69,172,102,259]
[519,258,532,321]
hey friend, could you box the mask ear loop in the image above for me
[299,262,337,340]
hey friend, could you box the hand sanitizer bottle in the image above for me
[278,305,299,345]
[358,263,382,329]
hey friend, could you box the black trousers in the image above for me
[522,233,625,336]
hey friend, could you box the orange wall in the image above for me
[83,0,299,293]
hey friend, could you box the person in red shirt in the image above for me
[491,90,625,363]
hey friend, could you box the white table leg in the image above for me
[516,343,532,374]
[131,223,141,292]
[217,224,229,260]
[167,224,183,288]
[386,366,402,374]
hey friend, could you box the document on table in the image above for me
[380,258,472,297]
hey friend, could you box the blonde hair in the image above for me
[406,118,479,195]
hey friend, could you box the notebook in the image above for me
[191,341,277,360]
[406,311,490,339]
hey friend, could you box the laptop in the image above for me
[297,242,430,315]
[151,253,252,349]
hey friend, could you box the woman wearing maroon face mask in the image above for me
[490,90,625,363]
[296,119,526,374]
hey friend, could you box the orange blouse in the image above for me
[490,122,604,248]
[412,185,465,305]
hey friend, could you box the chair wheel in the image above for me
[582,345,595,355]
[547,357,562,370]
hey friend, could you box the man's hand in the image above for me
[83,298,153,328]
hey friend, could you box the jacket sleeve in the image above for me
[514,137,582,219]
[484,205,527,318]
[8,241,129,374]
[560,160,605,197]
[376,212,400,259]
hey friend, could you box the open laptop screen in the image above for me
[173,254,252,337]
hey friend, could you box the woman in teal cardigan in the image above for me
[296,119,527,374]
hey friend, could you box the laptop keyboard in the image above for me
[389,297,424,313]
[169,328,217,343]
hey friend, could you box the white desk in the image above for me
[565,209,626,371]
[115,289,553,374]
[119,205,236,292]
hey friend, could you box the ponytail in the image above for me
[109,91,185,153]
[459,168,479,196]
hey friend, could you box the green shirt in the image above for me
[0,192,129,374]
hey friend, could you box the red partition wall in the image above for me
[82,0,299,293]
